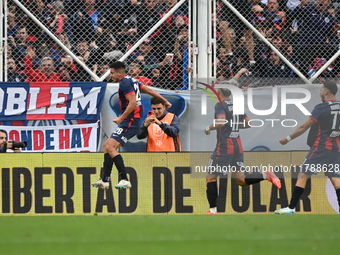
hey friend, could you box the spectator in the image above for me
[134,39,158,65]
[6,5,17,36]
[128,61,153,86]
[58,55,79,81]
[128,39,159,78]
[5,58,27,82]
[74,40,96,69]
[23,46,61,82]
[271,32,290,55]
[219,0,264,68]
[9,26,37,67]
[54,32,73,57]
[45,1,68,36]
[99,63,113,82]
[157,25,188,89]
[288,0,338,76]
[264,51,291,77]
[11,25,33,46]
[285,44,300,77]
[92,62,113,82]
[137,97,181,152]
[252,0,287,30]
[131,0,162,39]
[101,0,136,42]
[160,0,189,53]
[72,0,105,43]
[218,46,236,69]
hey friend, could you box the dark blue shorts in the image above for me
[110,118,141,145]
[301,148,340,178]
[207,153,244,178]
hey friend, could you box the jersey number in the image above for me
[331,110,340,131]
[134,82,141,106]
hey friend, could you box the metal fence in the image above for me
[213,0,340,88]
[1,0,190,90]
[2,0,340,88]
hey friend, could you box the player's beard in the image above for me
[321,94,326,103]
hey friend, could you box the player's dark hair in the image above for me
[0,129,7,137]
[324,81,338,95]
[219,88,231,97]
[110,61,126,72]
[150,97,164,105]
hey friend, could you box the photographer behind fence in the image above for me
[0,130,27,153]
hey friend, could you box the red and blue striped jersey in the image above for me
[118,75,144,119]
[213,100,247,156]
[310,100,340,152]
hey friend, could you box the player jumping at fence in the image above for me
[275,81,340,214]
[204,87,281,215]
[92,61,171,190]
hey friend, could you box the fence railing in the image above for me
[2,0,340,88]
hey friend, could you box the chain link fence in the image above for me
[2,0,190,90]
[214,0,340,87]
[3,0,340,89]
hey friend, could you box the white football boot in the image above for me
[115,179,132,189]
[92,179,110,190]
[275,207,296,214]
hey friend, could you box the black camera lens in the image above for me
[12,141,27,148]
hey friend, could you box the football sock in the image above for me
[336,188,340,213]
[245,173,265,185]
[289,186,305,209]
[101,153,114,182]
[113,154,128,181]
[206,182,218,208]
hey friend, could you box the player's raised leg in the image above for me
[234,168,281,189]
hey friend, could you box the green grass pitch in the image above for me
[0,215,339,255]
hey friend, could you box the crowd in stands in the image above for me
[2,0,189,89]
[2,0,340,88]
[216,0,340,86]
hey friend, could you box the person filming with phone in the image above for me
[0,129,26,153]
[137,97,181,152]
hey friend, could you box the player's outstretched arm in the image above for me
[205,115,227,135]
[140,86,172,109]
[279,118,316,145]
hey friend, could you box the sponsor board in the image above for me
[0,152,337,215]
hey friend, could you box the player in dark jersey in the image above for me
[205,88,281,214]
[276,81,340,214]
[92,61,171,190]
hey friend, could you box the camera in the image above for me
[148,111,154,117]
[8,140,27,149]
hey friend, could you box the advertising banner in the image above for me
[1,122,98,152]
[0,82,106,121]
[0,152,338,215]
